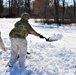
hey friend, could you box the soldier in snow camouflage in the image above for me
[8,12,45,68]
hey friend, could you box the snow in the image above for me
[48,34,63,41]
[0,18,76,75]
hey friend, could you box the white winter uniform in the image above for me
[9,37,27,67]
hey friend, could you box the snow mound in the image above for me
[48,34,63,41]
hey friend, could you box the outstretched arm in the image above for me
[27,24,49,41]
[27,24,43,37]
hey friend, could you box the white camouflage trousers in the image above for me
[9,37,27,68]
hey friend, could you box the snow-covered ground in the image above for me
[0,18,76,75]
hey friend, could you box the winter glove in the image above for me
[39,35,45,38]
[45,38,49,41]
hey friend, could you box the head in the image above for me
[21,12,30,20]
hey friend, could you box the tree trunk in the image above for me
[62,0,65,24]
[25,0,30,14]
[73,0,76,23]
[54,0,60,26]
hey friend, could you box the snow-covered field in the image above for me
[0,18,76,75]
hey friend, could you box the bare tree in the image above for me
[62,0,65,24]
[0,0,4,16]
[25,0,30,13]
[54,0,61,26]
[8,0,11,16]
[10,0,18,16]
[33,0,54,17]
[73,0,76,22]
[8,0,31,17]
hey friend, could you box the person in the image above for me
[8,12,48,68]
[0,31,6,52]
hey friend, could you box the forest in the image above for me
[0,0,76,24]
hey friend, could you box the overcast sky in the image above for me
[65,0,74,5]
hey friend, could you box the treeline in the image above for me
[0,0,30,17]
[0,0,76,24]
[33,0,76,24]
